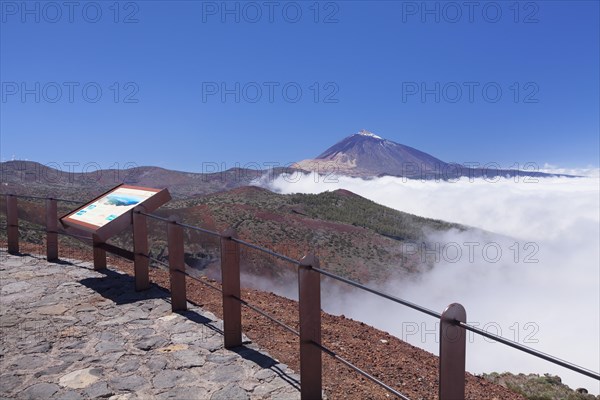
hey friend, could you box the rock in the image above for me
[34,362,70,378]
[206,352,237,363]
[1,281,31,295]
[95,341,123,353]
[146,356,168,371]
[108,394,138,400]
[210,383,249,400]
[135,336,168,351]
[152,369,192,390]
[115,358,142,374]
[22,382,60,399]
[172,349,206,368]
[206,364,245,383]
[0,374,22,392]
[59,367,103,389]
[38,304,69,315]
[171,331,205,344]
[109,374,146,391]
[11,354,46,370]
[60,390,85,400]
[85,381,113,398]
[156,386,210,399]
[23,342,52,354]
[254,368,276,381]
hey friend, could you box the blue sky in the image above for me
[1,0,598,173]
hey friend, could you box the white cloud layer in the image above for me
[258,172,600,394]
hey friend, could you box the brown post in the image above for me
[439,303,467,400]
[220,228,242,348]
[132,206,149,291]
[298,254,322,400]
[46,198,58,261]
[6,195,19,254]
[92,234,107,271]
[167,216,187,312]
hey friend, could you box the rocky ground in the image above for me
[0,250,301,400]
[1,241,527,399]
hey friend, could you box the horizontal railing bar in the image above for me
[55,198,82,204]
[176,221,220,237]
[0,193,81,204]
[97,243,135,261]
[231,294,300,337]
[313,267,441,319]
[314,341,411,400]
[458,322,600,380]
[57,231,93,242]
[20,226,47,232]
[139,253,170,271]
[174,268,223,293]
[2,194,47,201]
[136,211,171,223]
[231,237,303,266]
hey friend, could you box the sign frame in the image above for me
[60,184,171,242]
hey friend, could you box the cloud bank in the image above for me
[258,171,600,393]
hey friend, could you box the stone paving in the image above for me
[0,251,301,399]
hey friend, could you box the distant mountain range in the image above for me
[0,130,569,200]
[294,130,569,179]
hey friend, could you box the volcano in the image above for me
[294,130,564,179]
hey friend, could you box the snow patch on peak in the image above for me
[357,130,383,140]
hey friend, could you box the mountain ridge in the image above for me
[294,129,573,179]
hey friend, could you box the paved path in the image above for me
[0,251,301,400]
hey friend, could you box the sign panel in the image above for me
[68,186,157,228]
[61,184,171,241]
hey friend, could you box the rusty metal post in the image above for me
[298,254,322,400]
[167,216,187,312]
[132,206,149,291]
[6,195,19,254]
[92,234,107,270]
[46,198,58,261]
[220,228,242,348]
[439,303,467,400]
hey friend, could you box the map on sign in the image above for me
[67,187,157,228]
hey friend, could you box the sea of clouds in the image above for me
[256,168,600,393]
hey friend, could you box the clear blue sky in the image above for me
[1,0,598,173]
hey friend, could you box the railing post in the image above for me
[92,234,107,271]
[298,254,322,400]
[439,303,467,400]
[46,198,58,261]
[6,194,19,254]
[167,216,187,312]
[132,206,150,291]
[220,228,242,349]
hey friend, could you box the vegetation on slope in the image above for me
[289,189,461,240]
[483,372,599,400]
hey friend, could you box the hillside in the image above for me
[0,160,286,200]
[483,372,599,400]
[150,186,465,284]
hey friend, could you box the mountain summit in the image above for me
[294,130,448,177]
[294,130,566,179]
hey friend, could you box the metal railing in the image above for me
[2,193,599,400]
